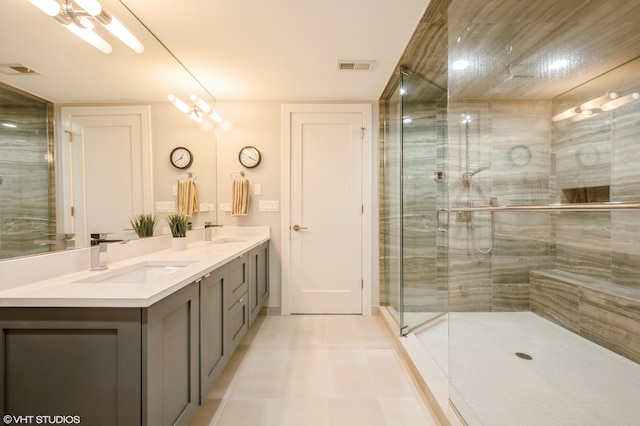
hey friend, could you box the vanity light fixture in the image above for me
[27,0,144,54]
[601,92,640,111]
[168,94,223,124]
[551,107,579,122]
[580,92,617,111]
[552,92,639,122]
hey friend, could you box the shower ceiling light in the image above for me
[27,0,144,54]
[452,59,470,70]
[549,59,569,70]
[169,94,223,124]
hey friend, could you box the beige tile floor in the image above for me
[190,314,440,426]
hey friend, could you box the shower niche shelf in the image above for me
[561,186,610,204]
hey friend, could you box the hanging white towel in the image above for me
[231,178,249,216]
[177,180,199,216]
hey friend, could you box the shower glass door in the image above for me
[400,67,448,333]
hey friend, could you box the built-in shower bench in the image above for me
[530,269,640,365]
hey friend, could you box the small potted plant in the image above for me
[129,214,158,238]
[166,213,188,250]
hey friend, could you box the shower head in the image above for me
[462,165,489,187]
[468,165,489,177]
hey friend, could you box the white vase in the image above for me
[172,237,188,251]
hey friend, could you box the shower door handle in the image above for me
[436,208,449,232]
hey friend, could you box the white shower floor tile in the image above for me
[415,312,640,425]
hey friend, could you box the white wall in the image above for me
[76,100,379,311]
[213,100,283,308]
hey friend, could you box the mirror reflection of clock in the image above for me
[576,145,599,167]
[507,145,532,167]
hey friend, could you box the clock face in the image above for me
[170,147,193,169]
[239,146,261,168]
[508,145,532,167]
[576,145,599,167]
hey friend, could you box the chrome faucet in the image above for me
[204,222,223,241]
[90,238,108,270]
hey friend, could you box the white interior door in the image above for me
[61,106,152,246]
[288,110,364,314]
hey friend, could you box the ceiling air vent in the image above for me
[0,64,40,75]
[337,60,375,72]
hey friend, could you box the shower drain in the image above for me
[515,352,533,360]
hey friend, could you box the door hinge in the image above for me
[361,204,364,214]
[360,127,365,140]
[361,279,364,289]
[70,206,75,216]
[65,129,73,142]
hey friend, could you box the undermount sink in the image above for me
[76,260,195,284]
[208,237,248,244]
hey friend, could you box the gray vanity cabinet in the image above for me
[248,241,269,326]
[143,281,199,426]
[199,266,228,399]
[0,307,142,426]
[227,254,249,354]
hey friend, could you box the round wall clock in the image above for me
[239,146,261,168]
[170,147,193,169]
[507,144,532,167]
[576,145,599,167]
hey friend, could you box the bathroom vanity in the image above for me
[0,229,269,426]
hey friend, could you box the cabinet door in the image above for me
[226,254,248,308]
[199,266,228,399]
[0,308,141,426]
[144,282,199,426]
[258,242,270,305]
[228,291,248,354]
[248,246,261,326]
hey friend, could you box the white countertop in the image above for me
[0,230,269,308]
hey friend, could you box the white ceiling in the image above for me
[0,0,430,103]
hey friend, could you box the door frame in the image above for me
[58,105,153,246]
[281,104,373,315]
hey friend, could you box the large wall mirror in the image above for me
[0,0,216,260]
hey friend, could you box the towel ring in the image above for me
[231,171,245,180]
[185,171,197,180]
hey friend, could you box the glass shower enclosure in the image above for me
[380,67,449,334]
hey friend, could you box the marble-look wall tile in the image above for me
[531,270,640,364]
[580,288,640,364]
[0,102,53,260]
[530,272,581,334]
[555,212,611,281]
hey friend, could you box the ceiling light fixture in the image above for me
[451,59,470,71]
[168,94,223,124]
[549,59,569,70]
[27,0,144,54]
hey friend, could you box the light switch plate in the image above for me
[220,203,231,212]
[156,201,175,213]
[258,200,279,212]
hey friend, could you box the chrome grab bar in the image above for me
[450,202,640,213]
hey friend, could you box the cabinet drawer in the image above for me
[226,254,248,308]
[228,292,248,353]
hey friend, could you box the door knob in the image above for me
[292,224,308,231]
